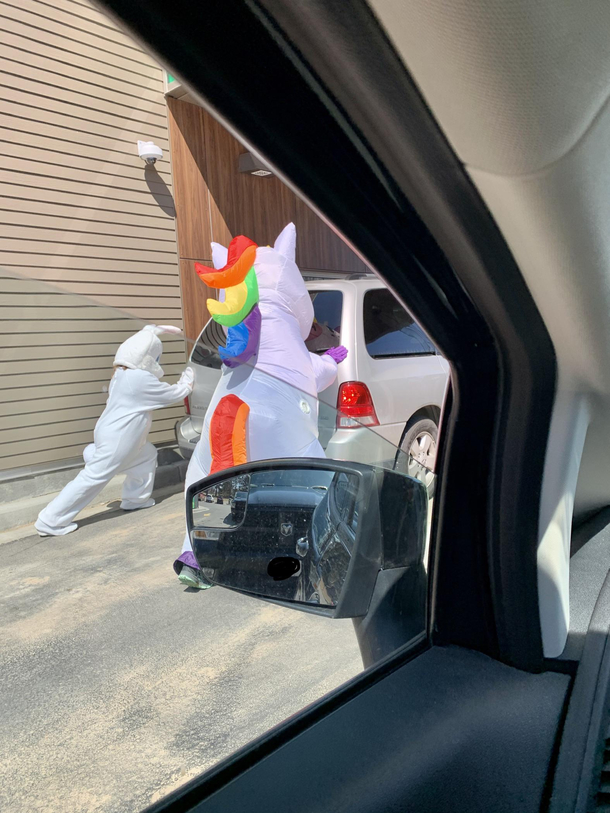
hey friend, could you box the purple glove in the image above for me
[325,345,348,364]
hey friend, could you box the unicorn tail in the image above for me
[209,394,250,474]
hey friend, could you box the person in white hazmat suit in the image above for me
[174,223,348,588]
[35,325,194,537]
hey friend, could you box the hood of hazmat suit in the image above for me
[113,324,182,379]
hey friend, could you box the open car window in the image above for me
[0,0,441,801]
[0,272,436,811]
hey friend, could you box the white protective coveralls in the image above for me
[35,325,194,537]
[175,223,343,578]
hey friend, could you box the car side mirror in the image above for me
[186,459,428,619]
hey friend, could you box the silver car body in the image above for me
[175,277,449,467]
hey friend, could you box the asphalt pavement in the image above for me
[0,490,362,813]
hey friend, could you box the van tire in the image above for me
[395,418,438,497]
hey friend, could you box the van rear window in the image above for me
[306,291,343,354]
[364,289,436,358]
[190,319,225,368]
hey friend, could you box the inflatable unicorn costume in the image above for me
[174,223,348,588]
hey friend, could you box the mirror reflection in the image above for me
[192,472,252,530]
[191,467,361,609]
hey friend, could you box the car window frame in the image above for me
[96,0,558,810]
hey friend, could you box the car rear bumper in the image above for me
[174,416,200,459]
[325,427,398,469]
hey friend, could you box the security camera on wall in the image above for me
[137,140,163,165]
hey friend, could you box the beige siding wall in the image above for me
[0,0,184,475]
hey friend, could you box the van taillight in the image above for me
[337,381,379,428]
[184,395,191,415]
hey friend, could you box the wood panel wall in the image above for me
[0,0,184,474]
[167,97,368,344]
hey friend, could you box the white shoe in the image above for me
[120,498,155,511]
[178,565,213,590]
[34,519,78,537]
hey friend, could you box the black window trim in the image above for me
[367,350,437,361]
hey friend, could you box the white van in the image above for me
[175,276,449,475]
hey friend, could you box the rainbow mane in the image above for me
[195,236,261,368]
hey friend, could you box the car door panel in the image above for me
[150,646,569,813]
[549,512,610,811]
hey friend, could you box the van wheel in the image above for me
[395,418,438,496]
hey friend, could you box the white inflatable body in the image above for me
[36,326,193,536]
[175,223,338,573]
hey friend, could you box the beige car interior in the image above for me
[369,0,610,656]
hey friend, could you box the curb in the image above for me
[0,452,188,535]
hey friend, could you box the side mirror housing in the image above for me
[186,459,428,619]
